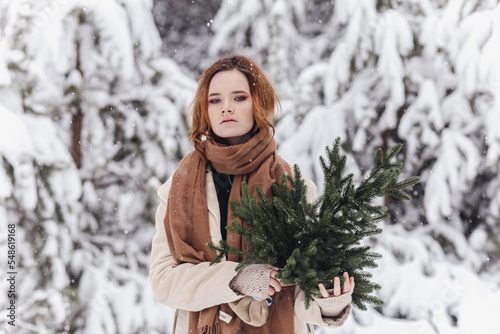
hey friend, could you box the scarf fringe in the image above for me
[200,322,219,334]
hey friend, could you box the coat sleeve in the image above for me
[294,287,352,328]
[149,177,243,312]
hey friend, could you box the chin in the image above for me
[217,130,246,139]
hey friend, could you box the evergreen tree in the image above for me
[209,138,419,309]
[0,1,194,332]
[152,0,222,75]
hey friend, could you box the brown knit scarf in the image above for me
[163,131,295,334]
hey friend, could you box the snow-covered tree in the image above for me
[152,0,222,75]
[207,0,500,333]
[0,0,195,332]
[208,0,316,100]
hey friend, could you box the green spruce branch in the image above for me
[208,138,420,310]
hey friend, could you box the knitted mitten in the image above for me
[314,289,353,318]
[229,264,273,299]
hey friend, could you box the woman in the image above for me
[150,55,354,334]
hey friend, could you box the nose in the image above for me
[221,101,233,114]
[221,107,233,114]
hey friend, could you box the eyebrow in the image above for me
[208,90,249,97]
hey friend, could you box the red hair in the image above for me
[187,55,280,160]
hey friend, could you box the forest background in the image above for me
[0,0,499,333]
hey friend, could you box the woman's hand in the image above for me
[318,272,355,298]
[268,269,282,297]
[229,264,282,299]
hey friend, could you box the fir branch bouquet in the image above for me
[208,138,420,309]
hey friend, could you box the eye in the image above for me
[208,98,221,104]
[235,96,247,101]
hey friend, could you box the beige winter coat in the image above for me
[150,167,352,333]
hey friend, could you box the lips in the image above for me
[221,118,237,124]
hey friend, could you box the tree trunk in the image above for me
[70,107,83,168]
[70,35,84,169]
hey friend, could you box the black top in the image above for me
[210,165,234,240]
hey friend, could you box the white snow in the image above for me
[0,105,37,209]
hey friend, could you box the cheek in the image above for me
[245,104,255,126]
[207,108,218,127]
[247,114,255,128]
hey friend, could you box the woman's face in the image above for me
[207,69,255,146]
